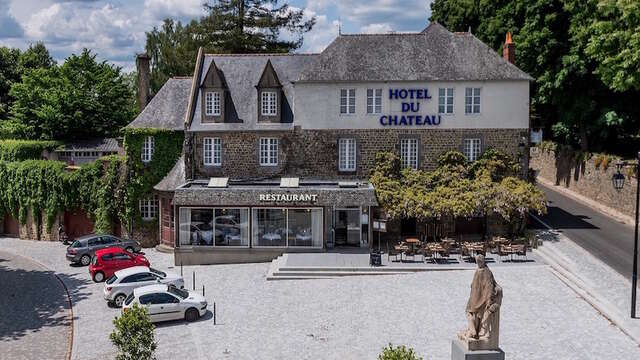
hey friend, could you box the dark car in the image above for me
[66,234,142,266]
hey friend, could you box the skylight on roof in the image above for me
[338,181,358,188]
[208,177,229,188]
[280,177,299,188]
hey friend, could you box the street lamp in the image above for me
[613,153,640,318]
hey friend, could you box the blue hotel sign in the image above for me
[379,88,442,126]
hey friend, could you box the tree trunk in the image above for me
[579,122,589,151]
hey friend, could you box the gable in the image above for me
[257,60,282,88]
[202,60,227,88]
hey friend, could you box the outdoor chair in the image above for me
[387,242,403,262]
[497,244,510,262]
[514,244,527,261]
[417,245,434,263]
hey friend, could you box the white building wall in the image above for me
[294,80,529,130]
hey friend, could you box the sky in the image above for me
[0,0,434,72]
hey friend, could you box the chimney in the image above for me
[502,32,515,64]
[136,53,151,112]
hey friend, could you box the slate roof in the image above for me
[154,154,185,192]
[297,23,533,82]
[56,138,121,152]
[126,77,192,131]
[189,54,316,129]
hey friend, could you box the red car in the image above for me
[89,248,150,282]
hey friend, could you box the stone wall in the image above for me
[192,128,527,180]
[530,146,637,218]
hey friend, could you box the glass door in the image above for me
[334,208,361,246]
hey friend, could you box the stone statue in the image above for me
[457,254,503,351]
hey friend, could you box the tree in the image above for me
[9,49,136,141]
[19,42,55,71]
[585,0,640,92]
[0,47,21,120]
[145,0,315,93]
[110,303,157,360]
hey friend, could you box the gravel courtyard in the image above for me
[1,237,639,360]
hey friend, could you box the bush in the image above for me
[0,139,61,161]
[378,343,423,360]
[110,303,157,360]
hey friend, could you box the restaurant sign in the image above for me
[380,88,442,127]
[258,193,318,202]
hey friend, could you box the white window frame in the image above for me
[438,88,454,114]
[259,137,279,166]
[205,92,221,116]
[141,136,154,163]
[465,87,481,114]
[340,89,356,115]
[261,91,277,116]
[139,195,158,221]
[203,137,221,166]
[366,88,382,114]
[338,138,357,172]
[400,138,419,170]
[463,138,482,162]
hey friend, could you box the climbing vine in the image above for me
[122,128,183,229]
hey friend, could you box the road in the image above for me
[0,250,71,360]
[531,182,640,280]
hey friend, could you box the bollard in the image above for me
[180,261,183,277]
[202,284,205,296]
[213,302,216,325]
[192,271,195,290]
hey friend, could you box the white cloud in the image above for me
[143,0,204,21]
[360,23,393,34]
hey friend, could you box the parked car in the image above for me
[66,234,142,266]
[104,266,184,307]
[89,248,149,282]
[122,284,207,323]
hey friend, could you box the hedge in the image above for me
[0,139,61,161]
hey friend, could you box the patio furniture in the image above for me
[387,242,405,262]
[512,244,527,261]
[417,245,434,263]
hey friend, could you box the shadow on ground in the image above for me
[0,253,92,341]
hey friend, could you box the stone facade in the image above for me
[530,146,637,219]
[191,128,528,180]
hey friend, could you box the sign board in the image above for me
[373,219,387,232]
[258,193,318,202]
[530,129,543,144]
[379,88,442,127]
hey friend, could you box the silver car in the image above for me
[66,234,142,266]
[104,266,184,307]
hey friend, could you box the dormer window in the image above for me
[205,92,221,116]
[261,91,277,116]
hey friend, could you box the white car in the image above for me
[122,284,207,322]
[104,266,184,307]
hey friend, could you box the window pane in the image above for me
[287,209,322,247]
[252,209,286,247]
[214,208,249,246]
[466,88,472,97]
[179,208,214,246]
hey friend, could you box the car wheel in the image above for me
[125,246,134,253]
[185,308,199,322]
[80,255,91,266]
[93,271,105,283]
[113,294,126,307]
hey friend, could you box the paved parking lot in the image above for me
[1,237,639,360]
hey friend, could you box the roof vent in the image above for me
[280,177,299,188]
[338,181,358,188]
[208,177,229,188]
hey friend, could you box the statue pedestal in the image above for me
[451,339,505,360]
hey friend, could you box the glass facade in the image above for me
[179,208,249,247]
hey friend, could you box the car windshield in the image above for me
[149,267,166,278]
[71,240,83,248]
[124,293,135,305]
[167,285,189,299]
[106,275,118,284]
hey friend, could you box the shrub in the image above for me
[110,303,157,360]
[601,155,612,171]
[0,139,61,161]
[593,155,603,169]
[378,343,423,360]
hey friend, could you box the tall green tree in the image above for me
[0,47,21,120]
[9,49,136,141]
[145,0,315,93]
[18,42,55,71]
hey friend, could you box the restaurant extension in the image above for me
[379,88,442,127]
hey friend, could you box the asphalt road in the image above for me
[530,183,640,280]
